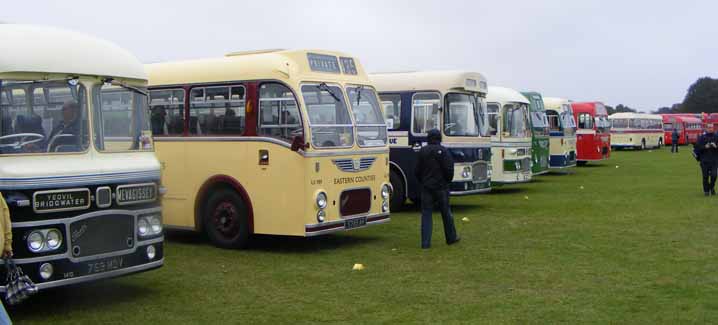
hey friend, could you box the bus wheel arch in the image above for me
[195,175,254,248]
[388,162,407,211]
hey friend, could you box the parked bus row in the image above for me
[0,24,622,293]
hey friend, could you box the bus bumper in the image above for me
[549,154,577,168]
[0,240,163,292]
[305,213,390,237]
[449,180,491,195]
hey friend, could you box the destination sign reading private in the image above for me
[116,184,157,205]
[34,189,91,213]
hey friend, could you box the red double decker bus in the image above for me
[571,102,610,165]
[663,115,702,145]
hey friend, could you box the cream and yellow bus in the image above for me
[608,112,663,150]
[0,24,163,291]
[371,71,491,210]
[543,97,577,168]
[486,86,532,183]
[147,50,391,248]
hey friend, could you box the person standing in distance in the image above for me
[671,128,680,153]
[414,129,460,249]
[693,123,718,196]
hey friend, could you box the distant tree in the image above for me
[653,104,682,114]
[682,77,718,113]
[605,105,615,114]
[614,104,637,113]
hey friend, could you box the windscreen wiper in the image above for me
[355,85,364,105]
[318,82,341,103]
[104,78,148,96]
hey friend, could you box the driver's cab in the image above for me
[0,80,89,153]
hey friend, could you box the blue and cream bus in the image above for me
[0,24,163,291]
[372,71,491,210]
[486,86,532,184]
[543,97,577,169]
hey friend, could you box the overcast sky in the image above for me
[4,0,716,111]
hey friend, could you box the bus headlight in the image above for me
[316,192,328,209]
[45,229,62,250]
[382,200,389,212]
[149,216,163,234]
[381,184,391,200]
[317,210,326,223]
[508,149,518,155]
[137,218,149,236]
[146,245,156,260]
[39,263,54,280]
[27,231,45,252]
[461,167,471,179]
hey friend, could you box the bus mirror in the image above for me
[291,135,307,152]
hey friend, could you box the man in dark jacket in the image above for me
[671,128,679,153]
[414,129,460,248]
[694,124,718,196]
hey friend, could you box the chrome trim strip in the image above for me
[13,207,161,228]
[303,148,389,158]
[532,170,551,176]
[0,259,164,293]
[444,142,491,149]
[450,188,491,195]
[490,142,533,148]
[0,170,160,190]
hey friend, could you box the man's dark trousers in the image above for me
[701,161,718,193]
[420,187,458,248]
[672,143,679,153]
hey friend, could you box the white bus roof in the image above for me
[0,24,146,80]
[486,86,529,104]
[543,97,571,110]
[608,112,662,120]
[147,49,371,86]
[370,71,488,95]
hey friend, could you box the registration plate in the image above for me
[86,257,124,275]
[345,217,367,230]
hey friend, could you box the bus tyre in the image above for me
[389,170,405,212]
[203,189,250,249]
[577,161,587,166]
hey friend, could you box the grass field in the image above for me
[10,148,718,324]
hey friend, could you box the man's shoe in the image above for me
[706,192,711,196]
[712,190,716,196]
[447,237,461,245]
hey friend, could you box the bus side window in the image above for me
[487,103,499,135]
[379,94,401,130]
[188,86,245,136]
[258,83,302,142]
[149,89,185,136]
[546,111,560,132]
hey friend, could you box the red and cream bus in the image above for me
[662,115,702,145]
[571,102,610,165]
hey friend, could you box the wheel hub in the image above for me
[213,201,240,237]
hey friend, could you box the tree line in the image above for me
[653,77,718,114]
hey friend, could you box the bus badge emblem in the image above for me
[353,159,361,171]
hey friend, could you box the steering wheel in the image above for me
[0,133,45,149]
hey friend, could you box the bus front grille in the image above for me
[472,162,488,182]
[332,157,376,173]
[69,214,134,258]
[339,189,371,217]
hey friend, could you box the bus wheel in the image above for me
[389,170,405,212]
[577,161,587,166]
[203,189,250,249]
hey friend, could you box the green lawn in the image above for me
[11,148,718,324]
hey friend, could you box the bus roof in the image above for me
[487,86,529,104]
[0,24,146,80]
[146,49,371,87]
[543,97,571,110]
[608,112,662,120]
[572,102,607,116]
[370,71,488,95]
